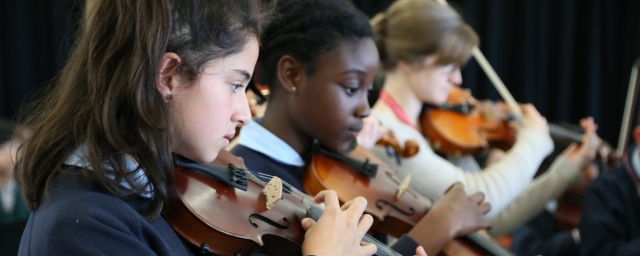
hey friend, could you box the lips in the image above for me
[346,127,361,139]
[223,132,236,141]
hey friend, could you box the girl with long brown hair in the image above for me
[16,1,376,255]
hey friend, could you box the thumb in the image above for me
[415,246,428,256]
[301,218,316,231]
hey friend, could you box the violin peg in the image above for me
[433,141,441,150]
[396,174,411,200]
[263,177,283,209]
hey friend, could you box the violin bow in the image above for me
[434,0,523,119]
[616,60,640,155]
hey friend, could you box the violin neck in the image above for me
[548,123,583,143]
[361,234,402,256]
[464,232,515,256]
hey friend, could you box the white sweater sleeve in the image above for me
[369,109,554,218]
[487,156,582,236]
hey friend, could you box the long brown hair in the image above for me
[17,0,270,221]
[371,0,478,70]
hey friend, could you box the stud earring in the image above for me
[165,94,173,102]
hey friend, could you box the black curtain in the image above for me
[1,0,640,146]
[0,0,81,120]
[354,0,640,147]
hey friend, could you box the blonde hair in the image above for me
[371,0,479,70]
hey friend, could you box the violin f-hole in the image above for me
[248,214,290,229]
[375,199,416,216]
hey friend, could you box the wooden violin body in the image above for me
[304,146,513,256]
[164,150,405,256]
[421,87,515,156]
[304,146,430,238]
[164,152,306,256]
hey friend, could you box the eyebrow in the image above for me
[233,69,251,81]
[341,69,367,76]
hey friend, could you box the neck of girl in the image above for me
[0,174,11,187]
[260,96,314,157]
[378,70,424,128]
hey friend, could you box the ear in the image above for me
[156,52,182,100]
[276,55,304,94]
[397,60,414,75]
[633,126,640,147]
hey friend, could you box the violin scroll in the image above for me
[377,131,420,158]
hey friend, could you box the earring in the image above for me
[165,94,173,102]
[291,87,296,92]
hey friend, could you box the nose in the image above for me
[449,66,462,86]
[355,92,371,118]
[233,92,253,126]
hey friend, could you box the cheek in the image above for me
[298,89,350,144]
[414,72,449,105]
[170,84,233,162]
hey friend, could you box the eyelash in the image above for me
[344,87,358,96]
[231,84,243,94]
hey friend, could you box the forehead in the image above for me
[202,37,260,75]
[312,38,379,75]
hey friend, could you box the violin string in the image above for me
[245,170,397,255]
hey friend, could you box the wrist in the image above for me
[410,210,457,241]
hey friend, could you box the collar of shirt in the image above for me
[237,118,304,167]
[64,145,153,198]
[0,177,15,194]
[0,177,15,213]
[631,146,640,180]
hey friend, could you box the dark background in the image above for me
[2,0,640,147]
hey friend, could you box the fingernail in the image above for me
[418,246,426,255]
[301,218,311,229]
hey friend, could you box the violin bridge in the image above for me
[263,177,283,209]
[396,174,411,200]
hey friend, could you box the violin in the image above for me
[421,87,624,167]
[163,150,403,256]
[304,141,514,256]
[421,87,515,156]
[378,131,420,165]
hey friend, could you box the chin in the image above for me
[187,149,221,164]
[338,139,358,153]
[432,95,449,106]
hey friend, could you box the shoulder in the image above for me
[231,145,274,169]
[584,165,635,211]
[21,174,147,252]
[589,165,633,194]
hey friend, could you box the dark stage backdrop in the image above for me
[1,0,639,146]
[0,0,80,121]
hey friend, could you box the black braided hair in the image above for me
[260,0,374,88]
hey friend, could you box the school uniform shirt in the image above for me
[578,146,640,256]
[19,147,195,256]
[0,178,30,225]
[230,119,421,256]
[371,102,564,225]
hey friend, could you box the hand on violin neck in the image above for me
[357,116,387,150]
[301,190,377,256]
[508,104,549,135]
[408,182,491,256]
[561,117,601,169]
